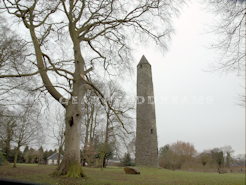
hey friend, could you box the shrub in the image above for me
[122,153,135,166]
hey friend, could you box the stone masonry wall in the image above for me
[135,56,159,167]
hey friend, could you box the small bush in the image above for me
[122,153,135,166]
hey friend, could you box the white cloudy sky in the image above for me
[129,1,245,156]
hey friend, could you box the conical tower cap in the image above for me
[138,55,150,65]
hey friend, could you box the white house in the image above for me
[107,159,121,166]
[47,152,63,165]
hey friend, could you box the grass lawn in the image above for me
[0,163,245,185]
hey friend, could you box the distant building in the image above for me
[107,159,121,166]
[47,152,63,165]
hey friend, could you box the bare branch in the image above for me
[42,53,74,79]
[80,75,129,134]
[0,69,49,78]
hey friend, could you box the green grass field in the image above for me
[0,164,245,185]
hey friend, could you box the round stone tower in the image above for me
[135,55,159,167]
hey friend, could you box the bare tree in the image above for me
[102,81,134,159]
[234,154,246,166]
[127,134,136,159]
[201,0,245,107]
[98,142,111,170]
[202,0,245,75]
[171,141,197,165]
[0,13,45,167]
[37,146,44,166]
[12,97,41,168]
[222,145,234,171]
[46,105,66,166]
[82,80,135,167]
[81,88,103,166]
[0,16,28,73]
[210,147,224,169]
[36,128,45,166]
[196,150,212,172]
[0,15,37,106]
[0,107,17,160]
[81,141,97,167]
[159,144,179,170]
[2,0,186,177]
[159,141,197,170]
[82,89,100,145]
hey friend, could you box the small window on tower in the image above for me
[151,129,153,134]
[140,64,142,68]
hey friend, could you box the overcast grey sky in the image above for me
[14,1,244,157]
[130,1,245,156]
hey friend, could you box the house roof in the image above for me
[47,152,63,160]
[107,160,121,165]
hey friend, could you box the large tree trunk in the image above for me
[5,121,13,160]
[82,104,90,166]
[103,109,110,168]
[89,105,94,142]
[100,152,106,170]
[58,145,62,166]
[55,21,87,178]
[4,141,10,161]
[85,104,90,145]
[28,8,87,177]
[92,112,97,141]
[56,94,86,177]
[13,144,20,168]
[55,68,87,176]
[38,153,41,166]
